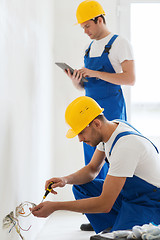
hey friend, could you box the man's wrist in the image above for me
[62,176,69,185]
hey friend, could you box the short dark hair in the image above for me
[94,114,105,121]
[92,15,106,24]
[89,114,105,126]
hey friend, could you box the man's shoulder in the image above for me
[112,34,131,48]
[92,34,129,48]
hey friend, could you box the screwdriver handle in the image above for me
[43,181,54,200]
[47,181,54,190]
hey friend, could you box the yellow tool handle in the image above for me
[42,181,54,200]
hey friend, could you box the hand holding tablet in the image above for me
[55,62,88,83]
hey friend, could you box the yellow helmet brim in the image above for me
[66,129,77,139]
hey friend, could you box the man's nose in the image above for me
[84,28,88,34]
[78,134,84,142]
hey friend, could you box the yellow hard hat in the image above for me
[65,96,104,138]
[76,0,105,24]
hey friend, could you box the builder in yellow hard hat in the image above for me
[66,0,135,230]
[31,96,160,238]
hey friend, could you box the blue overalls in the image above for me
[73,121,160,234]
[83,35,127,180]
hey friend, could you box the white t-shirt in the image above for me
[88,33,134,73]
[97,121,160,188]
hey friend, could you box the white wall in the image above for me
[0,1,55,239]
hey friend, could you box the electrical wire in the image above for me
[3,201,36,240]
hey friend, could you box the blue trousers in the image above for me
[73,178,160,234]
[72,180,122,233]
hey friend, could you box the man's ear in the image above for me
[98,17,103,25]
[92,119,101,129]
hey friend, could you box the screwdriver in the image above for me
[41,181,54,203]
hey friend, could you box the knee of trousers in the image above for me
[72,180,104,200]
[72,184,89,200]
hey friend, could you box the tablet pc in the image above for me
[55,62,88,82]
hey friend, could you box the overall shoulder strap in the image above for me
[85,41,93,56]
[109,131,159,157]
[104,34,118,54]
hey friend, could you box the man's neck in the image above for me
[100,30,111,39]
[95,28,111,40]
[102,121,118,143]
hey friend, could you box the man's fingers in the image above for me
[51,189,57,194]
[45,179,56,190]
[73,69,78,78]
[30,203,42,212]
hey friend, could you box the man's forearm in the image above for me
[94,70,135,86]
[64,150,105,185]
[53,196,110,214]
[64,164,97,185]
[80,60,135,86]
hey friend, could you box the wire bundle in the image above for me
[3,201,36,240]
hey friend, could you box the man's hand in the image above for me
[78,67,95,78]
[30,201,56,218]
[66,68,84,89]
[45,177,67,195]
